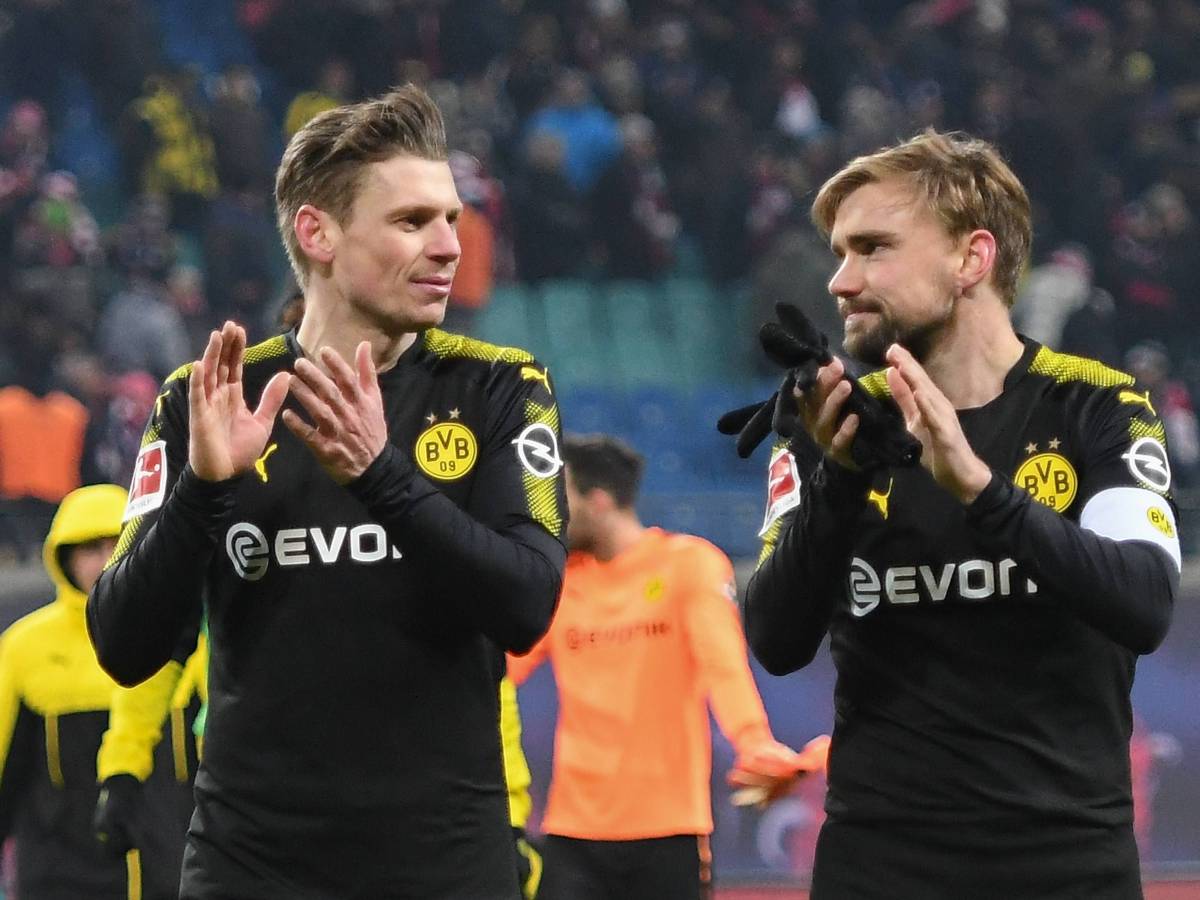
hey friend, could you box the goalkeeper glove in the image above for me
[727,734,831,809]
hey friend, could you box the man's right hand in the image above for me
[188,321,290,481]
[795,356,861,471]
[94,773,142,857]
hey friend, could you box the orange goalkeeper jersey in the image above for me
[508,527,774,840]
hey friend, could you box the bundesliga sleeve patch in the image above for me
[124,440,168,522]
[759,446,801,537]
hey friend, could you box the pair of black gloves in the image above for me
[718,303,921,470]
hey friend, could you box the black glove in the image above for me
[718,303,921,470]
[94,773,142,857]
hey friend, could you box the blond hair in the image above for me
[274,84,448,285]
[812,130,1031,305]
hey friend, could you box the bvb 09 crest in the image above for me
[415,422,478,481]
[1014,452,1078,512]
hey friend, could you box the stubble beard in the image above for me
[843,301,952,367]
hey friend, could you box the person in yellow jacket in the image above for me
[94,635,207,900]
[0,484,131,898]
[501,675,543,899]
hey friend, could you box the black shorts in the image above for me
[538,833,712,900]
[811,819,1142,900]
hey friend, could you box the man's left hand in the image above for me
[284,342,388,484]
[885,344,992,504]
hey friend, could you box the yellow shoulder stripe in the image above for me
[858,370,891,399]
[424,329,535,365]
[1028,346,1134,388]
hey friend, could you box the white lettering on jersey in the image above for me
[225,523,404,579]
[848,556,1038,617]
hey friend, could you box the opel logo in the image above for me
[512,423,563,478]
[1122,437,1171,493]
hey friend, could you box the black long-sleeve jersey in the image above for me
[746,339,1180,899]
[87,329,568,900]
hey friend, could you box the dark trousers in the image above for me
[538,833,711,900]
[811,819,1143,900]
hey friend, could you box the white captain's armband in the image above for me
[1079,487,1181,570]
[759,446,802,537]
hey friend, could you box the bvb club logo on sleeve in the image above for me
[1014,451,1078,512]
[415,422,478,481]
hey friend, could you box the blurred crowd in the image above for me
[2,0,1200,560]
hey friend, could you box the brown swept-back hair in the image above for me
[811,130,1031,306]
[563,434,645,509]
[274,84,448,285]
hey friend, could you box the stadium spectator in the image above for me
[592,114,679,280]
[0,99,51,283]
[200,187,277,332]
[1012,242,1094,350]
[525,68,621,195]
[511,130,590,282]
[0,372,88,560]
[11,170,103,332]
[95,262,191,383]
[93,634,207,900]
[746,130,1179,898]
[207,65,274,195]
[442,150,496,335]
[0,484,129,897]
[283,56,354,139]
[1126,340,1200,488]
[80,368,160,490]
[118,70,219,233]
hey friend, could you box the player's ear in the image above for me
[295,204,337,270]
[955,229,996,296]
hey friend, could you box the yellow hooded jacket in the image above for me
[0,484,130,898]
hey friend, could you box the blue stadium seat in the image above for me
[476,284,537,352]
[556,386,629,437]
[662,278,724,382]
[540,280,610,388]
[602,281,679,386]
[689,384,762,487]
[636,490,765,559]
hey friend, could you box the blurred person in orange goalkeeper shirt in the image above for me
[508,434,827,900]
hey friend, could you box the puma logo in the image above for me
[867,478,893,520]
[254,443,279,483]
[1118,389,1156,417]
[520,366,551,391]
